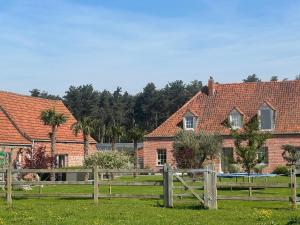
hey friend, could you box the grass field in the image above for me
[0,175,299,225]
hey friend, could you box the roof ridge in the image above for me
[0,105,32,142]
[215,79,300,87]
[0,90,62,103]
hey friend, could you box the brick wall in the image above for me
[3,142,97,167]
[35,142,97,166]
[144,135,300,173]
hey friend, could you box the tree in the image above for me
[230,118,271,174]
[243,74,261,82]
[40,108,67,180]
[270,76,278,81]
[30,89,61,100]
[106,124,124,151]
[173,130,222,169]
[63,84,99,120]
[127,127,144,169]
[71,117,97,161]
[282,145,300,166]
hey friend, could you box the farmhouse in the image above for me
[144,78,300,173]
[0,91,96,167]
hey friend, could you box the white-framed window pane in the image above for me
[157,149,166,165]
[230,111,242,128]
[260,109,272,130]
[185,117,194,129]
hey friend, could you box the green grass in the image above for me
[0,175,299,225]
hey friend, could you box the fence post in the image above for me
[204,164,217,209]
[93,165,99,205]
[6,152,12,206]
[163,164,173,208]
[291,165,297,209]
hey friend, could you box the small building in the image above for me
[0,91,96,167]
[144,78,300,173]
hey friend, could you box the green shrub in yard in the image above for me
[272,165,290,175]
[254,164,267,174]
[84,151,133,169]
[228,164,242,173]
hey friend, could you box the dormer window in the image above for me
[183,112,197,130]
[258,104,275,130]
[229,109,243,129]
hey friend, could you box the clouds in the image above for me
[0,0,300,95]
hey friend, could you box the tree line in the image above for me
[30,80,203,143]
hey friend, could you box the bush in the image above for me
[254,164,267,174]
[228,164,242,173]
[84,151,133,169]
[272,165,290,175]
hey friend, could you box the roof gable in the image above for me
[0,91,94,143]
[147,80,300,137]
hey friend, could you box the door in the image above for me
[221,148,234,173]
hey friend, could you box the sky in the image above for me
[0,0,300,96]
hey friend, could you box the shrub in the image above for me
[23,146,54,169]
[228,164,242,173]
[272,165,290,175]
[254,164,267,174]
[84,151,133,169]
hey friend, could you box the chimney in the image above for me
[208,76,215,96]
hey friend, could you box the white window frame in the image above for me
[258,105,275,131]
[157,149,166,166]
[229,109,243,129]
[183,112,197,131]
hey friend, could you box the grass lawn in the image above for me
[0,175,299,225]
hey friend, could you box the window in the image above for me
[157,149,166,166]
[185,116,194,129]
[296,147,300,165]
[229,109,243,129]
[259,105,275,130]
[55,154,68,168]
[257,147,268,164]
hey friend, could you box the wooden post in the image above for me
[93,166,99,205]
[6,152,12,206]
[248,176,252,197]
[290,165,297,209]
[163,164,173,208]
[204,164,217,209]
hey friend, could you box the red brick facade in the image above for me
[144,135,300,173]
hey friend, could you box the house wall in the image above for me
[3,142,97,167]
[35,142,97,166]
[143,135,300,173]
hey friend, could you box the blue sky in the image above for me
[0,0,300,95]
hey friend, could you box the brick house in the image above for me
[144,78,300,173]
[0,91,96,167]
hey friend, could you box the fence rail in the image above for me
[0,151,299,210]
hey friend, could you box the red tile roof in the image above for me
[147,80,300,137]
[0,91,94,144]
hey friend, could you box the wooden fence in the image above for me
[0,152,298,210]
